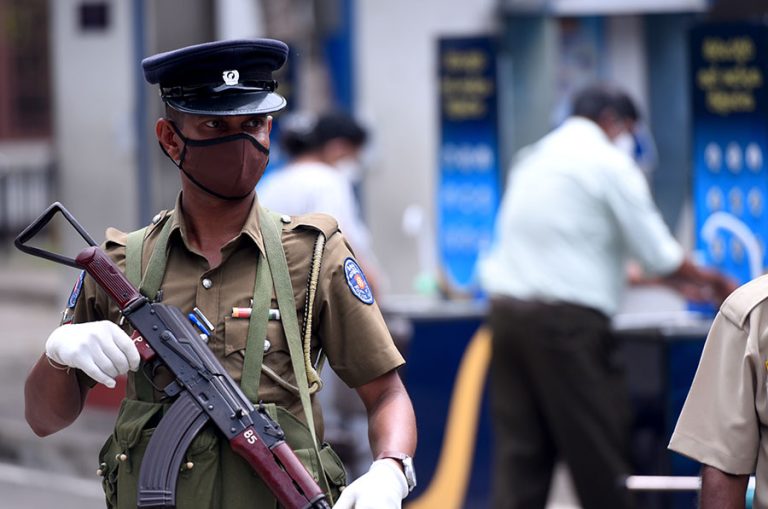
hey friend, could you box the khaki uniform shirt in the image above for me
[67,194,404,438]
[669,274,768,508]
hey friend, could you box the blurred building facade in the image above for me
[0,0,53,247]
[0,0,765,294]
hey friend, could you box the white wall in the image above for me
[215,0,264,39]
[51,0,137,246]
[357,0,498,296]
[502,0,708,14]
[605,16,648,116]
[550,0,707,14]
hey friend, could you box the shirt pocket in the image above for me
[263,314,292,378]
[263,295,291,375]
[224,315,249,356]
[223,300,292,379]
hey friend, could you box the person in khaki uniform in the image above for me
[23,39,417,508]
[670,275,768,509]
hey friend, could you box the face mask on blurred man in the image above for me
[613,130,637,160]
[335,156,366,184]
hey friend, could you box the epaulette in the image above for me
[281,212,340,239]
[104,209,172,249]
[721,273,768,328]
[147,209,172,234]
[150,209,172,227]
[104,227,128,248]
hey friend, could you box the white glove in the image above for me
[333,459,409,509]
[45,321,140,388]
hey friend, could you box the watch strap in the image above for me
[376,451,416,492]
[376,451,410,462]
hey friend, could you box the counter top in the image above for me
[380,285,714,339]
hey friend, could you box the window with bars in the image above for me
[0,0,51,139]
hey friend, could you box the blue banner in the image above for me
[691,23,768,286]
[437,36,501,292]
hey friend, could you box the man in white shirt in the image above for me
[258,111,384,479]
[259,111,383,293]
[478,84,735,509]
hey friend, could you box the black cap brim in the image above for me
[166,90,286,116]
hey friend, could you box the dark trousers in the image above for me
[488,297,634,509]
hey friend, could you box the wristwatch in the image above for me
[376,451,417,492]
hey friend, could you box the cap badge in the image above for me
[222,69,240,86]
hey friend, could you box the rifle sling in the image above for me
[125,227,146,292]
[239,242,271,403]
[126,216,173,403]
[258,208,332,500]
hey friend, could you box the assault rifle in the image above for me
[16,202,331,509]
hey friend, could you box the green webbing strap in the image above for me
[140,218,174,300]
[258,207,332,498]
[258,209,317,442]
[124,217,173,300]
[239,253,272,403]
[125,227,147,290]
[125,217,174,402]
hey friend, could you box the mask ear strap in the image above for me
[167,117,270,157]
[167,121,189,164]
[157,141,182,170]
[250,137,270,156]
[156,120,188,168]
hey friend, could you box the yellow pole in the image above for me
[406,326,492,509]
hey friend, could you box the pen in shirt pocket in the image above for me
[231,307,281,321]
[188,307,214,341]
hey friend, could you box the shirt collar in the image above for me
[241,195,266,254]
[167,191,266,255]
[562,116,611,143]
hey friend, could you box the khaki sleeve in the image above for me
[316,231,405,388]
[668,311,759,474]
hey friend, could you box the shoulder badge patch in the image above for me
[67,270,86,309]
[344,257,374,305]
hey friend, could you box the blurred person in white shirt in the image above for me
[259,111,386,480]
[478,83,735,509]
[259,111,384,295]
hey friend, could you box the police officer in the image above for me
[670,277,768,508]
[23,39,417,508]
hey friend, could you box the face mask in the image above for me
[165,122,270,200]
[335,156,365,184]
[613,130,636,160]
